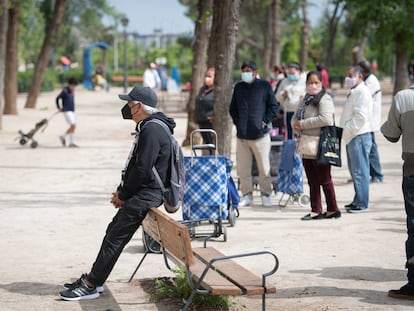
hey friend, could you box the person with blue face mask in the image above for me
[276,62,306,139]
[229,61,279,207]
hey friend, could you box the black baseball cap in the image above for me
[118,86,158,108]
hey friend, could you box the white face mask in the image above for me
[345,77,357,89]
[241,72,254,83]
[306,84,322,95]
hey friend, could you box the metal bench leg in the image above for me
[128,251,148,283]
[181,290,197,311]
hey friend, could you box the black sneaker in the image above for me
[59,135,66,147]
[60,278,99,301]
[388,284,414,300]
[63,273,104,293]
[344,203,355,211]
[347,206,368,213]
[371,178,383,184]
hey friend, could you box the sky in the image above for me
[107,0,323,35]
[107,0,195,35]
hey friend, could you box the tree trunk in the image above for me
[300,0,309,70]
[0,0,9,130]
[270,0,281,66]
[262,3,272,80]
[4,0,19,115]
[352,36,367,66]
[325,1,343,68]
[394,34,408,95]
[24,0,67,109]
[182,0,213,147]
[211,0,240,157]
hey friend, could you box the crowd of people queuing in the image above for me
[57,57,414,302]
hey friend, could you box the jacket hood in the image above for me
[136,112,176,134]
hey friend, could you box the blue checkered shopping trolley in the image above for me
[182,129,239,241]
[276,139,310,207]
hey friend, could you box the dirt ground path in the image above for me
[0,85,413,310]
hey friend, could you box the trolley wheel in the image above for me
[222,226,227,242]
[298,194,310,207]
[19,138,28,146]
[142,231,161,254]
[228,207,237,227]
[30,141,38,148]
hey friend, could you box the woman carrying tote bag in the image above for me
[292,71,341,220]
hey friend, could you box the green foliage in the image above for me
[344,0,414,75]
[152,267,232,310]
[19,1,45,65]
[16,68,83,93]
[18,69,57,92]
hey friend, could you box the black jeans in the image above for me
[88,190,162,286]
[403,176,414,286]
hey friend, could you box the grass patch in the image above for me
[151,267,232,310]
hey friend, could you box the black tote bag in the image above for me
[316,124,343,167]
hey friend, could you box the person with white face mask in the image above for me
[276,62,306,139]
[229,61,278,207]
[358,60,384,184]
[292,71,340,220]
[340,66,373,213]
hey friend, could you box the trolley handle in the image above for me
[190,129,218,156]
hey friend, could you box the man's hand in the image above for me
[111,192,124,209]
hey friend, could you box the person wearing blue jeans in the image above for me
[369,132,383,182]
[358,60,384,183]
[340,66,373,213]
[346,133,372,209]
[381,84,414,300]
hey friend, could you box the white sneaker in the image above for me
[239,194,253,207]
[261,195,272,207]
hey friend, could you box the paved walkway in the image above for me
[0,84,413,310]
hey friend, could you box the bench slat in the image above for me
[193,247,276,295]
[111,75,143,83]
[190,257,243,296]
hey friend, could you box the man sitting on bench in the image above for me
[59,86,176,301]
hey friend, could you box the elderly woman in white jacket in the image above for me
[292,71,340,220]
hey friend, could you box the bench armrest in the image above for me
[192,250,279,293]
[208,251,279,282]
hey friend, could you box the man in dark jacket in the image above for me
[230,61,278,207]
[59,86,176,301]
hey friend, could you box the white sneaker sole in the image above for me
[59,292,99,301]
[63,285,104,293]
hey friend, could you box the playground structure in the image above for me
[82,42,109,90]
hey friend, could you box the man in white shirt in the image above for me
[358,60,384,183]
[143,62,161,90]
[340,66,373,213]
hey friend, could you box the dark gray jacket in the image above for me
[118,112,176,201]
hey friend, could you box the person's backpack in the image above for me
[146,119,185,213]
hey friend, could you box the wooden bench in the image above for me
[129,207,279,311]
[111,75,143,83]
